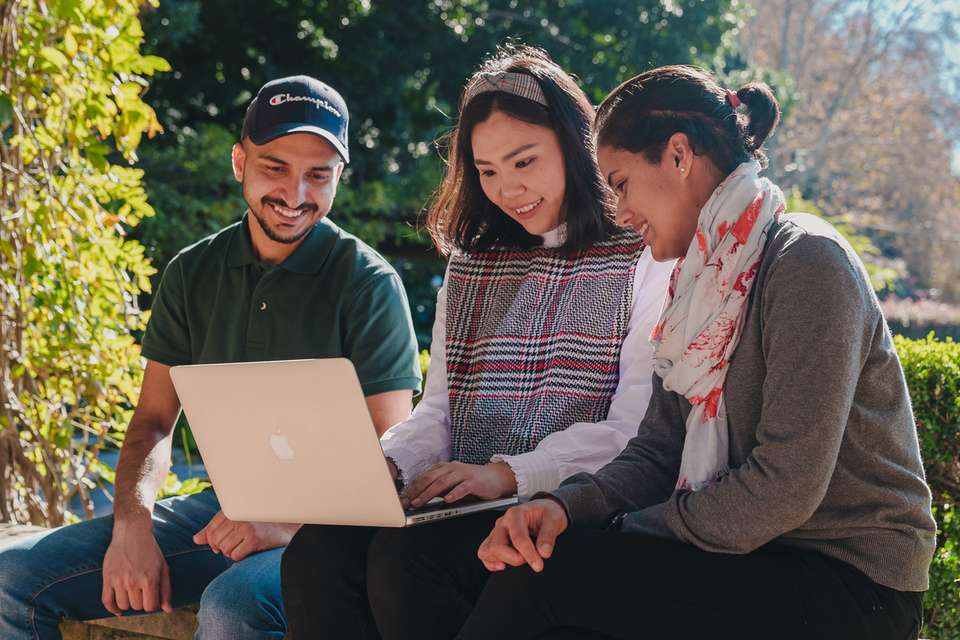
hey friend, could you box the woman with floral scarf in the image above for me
[458,66,937,640]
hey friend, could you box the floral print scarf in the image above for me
[651,160,785,490]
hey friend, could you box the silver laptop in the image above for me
[169,358,518,527]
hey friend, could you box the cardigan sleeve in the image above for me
[547,371,687,527]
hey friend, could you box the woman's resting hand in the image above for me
[477,498,569,573]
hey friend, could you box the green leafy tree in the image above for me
[0,0,166,525]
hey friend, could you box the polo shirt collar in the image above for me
[227,212,339,274]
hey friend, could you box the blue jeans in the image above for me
[0,489,287,640]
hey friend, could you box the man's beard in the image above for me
[250,196,319,245]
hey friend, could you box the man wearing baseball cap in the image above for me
[0,76,422,639]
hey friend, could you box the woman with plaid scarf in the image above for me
[280,45,673,639]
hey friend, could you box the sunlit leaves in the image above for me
[39,46,70,70]
[1,0,165,525]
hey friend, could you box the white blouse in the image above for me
[381,226,675,496]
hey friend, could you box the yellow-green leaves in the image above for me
[39,46,70,70]
[1,0,167,525]
[63,30,78,57]
[135,55,172,74]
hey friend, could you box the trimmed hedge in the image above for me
[894,335,960,639]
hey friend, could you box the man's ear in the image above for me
[334,160,345,183]
[232,142,246,183]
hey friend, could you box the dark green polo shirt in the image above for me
[142,214,422,396]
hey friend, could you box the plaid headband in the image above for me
[462,71,548,108]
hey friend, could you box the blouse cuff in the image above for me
[380,442,432,487]
[490,449,560,497]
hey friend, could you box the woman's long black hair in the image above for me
[427,45,616,256]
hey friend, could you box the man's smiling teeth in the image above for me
[639,222,650,236]
[271,203,304,219]
[514,198,543,215]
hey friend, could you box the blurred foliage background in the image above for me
[125,0,960,347]
[131,0,748,347]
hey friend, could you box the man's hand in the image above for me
[192,511,299,561]
[401,461,517,509]
[102,519,173,616]
[477,498,569,573]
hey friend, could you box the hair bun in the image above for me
[595,65,781,173]
[737,82,780,151]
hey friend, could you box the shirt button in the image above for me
[259,301,267,311]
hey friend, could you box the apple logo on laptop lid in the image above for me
[269,429,295,461]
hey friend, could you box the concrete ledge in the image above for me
[0,521,47,544]
[60,607,197,640]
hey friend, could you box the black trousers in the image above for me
[281,512,502,640]
[282,515,924,640]
[457,528,924,640]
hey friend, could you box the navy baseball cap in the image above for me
[241,75,350,163]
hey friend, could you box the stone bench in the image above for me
[59,608,197,640]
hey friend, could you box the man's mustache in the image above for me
[261,197,318,214]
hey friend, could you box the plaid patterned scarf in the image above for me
[445,228,646,464]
